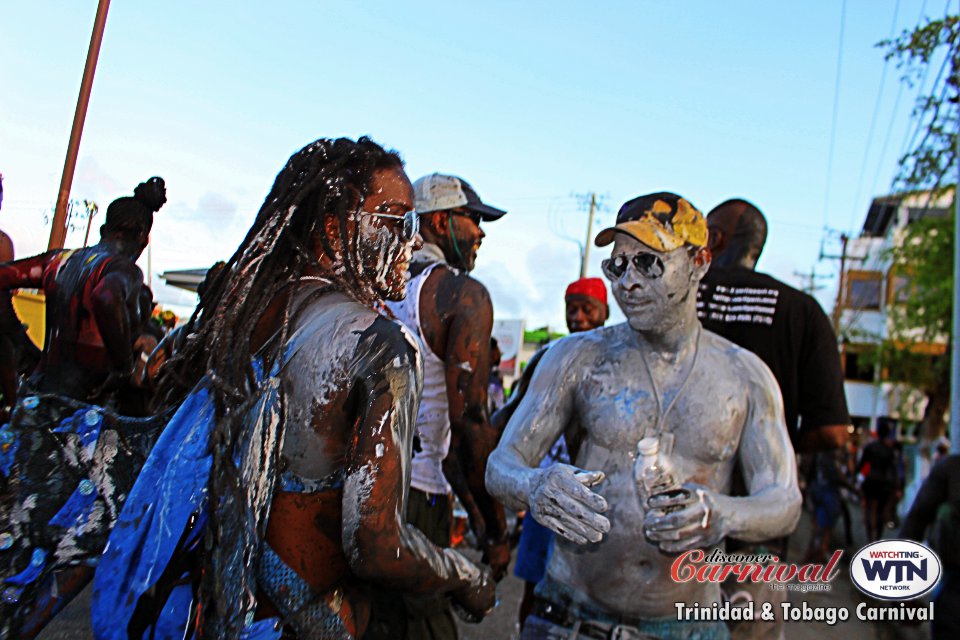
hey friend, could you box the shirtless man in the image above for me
[487,193,801,640]
[0,178,167,638]
[94,138,495,640]
[491,277,609,627]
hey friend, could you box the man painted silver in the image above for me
[486,193,801,634]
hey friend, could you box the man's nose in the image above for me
[621,265,646,290]
[478,225,486,240]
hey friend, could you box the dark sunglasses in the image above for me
[449,209,483,226]
[360,208,420,242]
[601,253,665,280]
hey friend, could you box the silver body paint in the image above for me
[487,235,801,619]
[278,285,485,589]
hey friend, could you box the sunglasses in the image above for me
[449,209,483,226]
[359,206,420,242]
[602,253,666,280]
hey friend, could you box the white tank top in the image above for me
[386,262,451,495]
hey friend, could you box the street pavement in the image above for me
[39,496,932,639]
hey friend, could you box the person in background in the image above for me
[700,198,852,640]
[366,173,509,640]
[857,418,902,542]
[0,178,167,638]
[491,276,609,628]
[0,173,40,416]
[900,453,960,639]
[488,337,505,414]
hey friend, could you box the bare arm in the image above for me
[899,457,951,541]
[342,321,494,615]
[90,263,144,375]
[489,346,546,436]
[0,254,50,370]
[720,355,803,540]
[438,275,507,562]
[486,337,609,545]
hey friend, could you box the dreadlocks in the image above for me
[159,137,402,408]
[155,136,403,638]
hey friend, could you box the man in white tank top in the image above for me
[367,174,509,640]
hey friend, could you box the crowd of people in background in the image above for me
[0,138,956,640]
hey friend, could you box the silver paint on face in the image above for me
[486,234,801,619]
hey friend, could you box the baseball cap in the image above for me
[412,173,506,221]
[594,192,707,252]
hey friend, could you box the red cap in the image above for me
[565,277,607,305]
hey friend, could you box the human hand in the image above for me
[481,539,511,582]
[528,464,609,545]
[643,483,728,554]
[450,565,496,622]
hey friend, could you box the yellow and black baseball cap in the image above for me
[594,192,707,251]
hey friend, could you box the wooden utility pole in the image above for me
[48,0,111,251]
[580,193,597,278]
[821,233,849,333]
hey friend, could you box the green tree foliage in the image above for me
[875,13,957,436]
[880,14,958,192]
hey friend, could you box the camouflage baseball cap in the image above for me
[594,192,707,252]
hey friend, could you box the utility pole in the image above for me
[580,193,597,278]
[48,0,111,251]
[820,233,849,334]
[793,267,830,295]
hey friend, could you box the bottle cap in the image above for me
[637,437,659,456]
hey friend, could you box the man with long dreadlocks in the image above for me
[92,137,496,640]
[0,178,168,638]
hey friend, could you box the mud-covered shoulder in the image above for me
[355,314,423,378]
[700,326,780,401]
[529,324,612,388]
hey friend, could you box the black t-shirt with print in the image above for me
[697,267,850,445]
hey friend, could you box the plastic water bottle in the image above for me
[635,437,687,514]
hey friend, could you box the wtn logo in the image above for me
[860,558,927,583]
[851,540,941,601]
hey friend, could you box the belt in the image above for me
[532,598,658,640]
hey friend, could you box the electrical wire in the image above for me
[822,0,848,228]
[850,0,902,231]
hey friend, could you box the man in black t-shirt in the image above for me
[698,199,850,452]
[700,199,851,640]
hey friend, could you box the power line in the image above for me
[822,0,848,228]
[849,0,901,231]
[869,0,931,199]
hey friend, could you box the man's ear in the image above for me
[707,226,724,254]
[420,211,448,239]
[602,303,610,321]
[692,247,712,276]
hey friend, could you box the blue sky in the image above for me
[0,1,948,328]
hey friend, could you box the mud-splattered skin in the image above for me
[487,235,801,619]
[242,167,493,636]
[413,215,509,576]
[0,239,147,403]
[259,288,490,635]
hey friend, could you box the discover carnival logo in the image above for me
[849,539,942,600]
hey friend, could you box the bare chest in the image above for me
[574,354,748,470]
